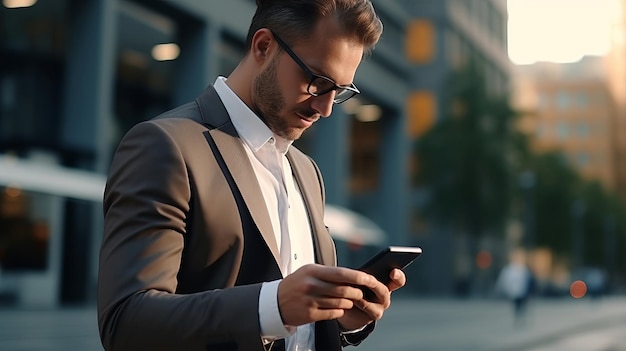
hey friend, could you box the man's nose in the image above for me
[310,91,336,118]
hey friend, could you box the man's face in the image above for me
[252,19,364,141]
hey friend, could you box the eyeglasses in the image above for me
[271,31,360,104]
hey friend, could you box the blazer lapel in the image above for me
[196,87,281,267]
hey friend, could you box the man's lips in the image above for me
[296,113,319,127]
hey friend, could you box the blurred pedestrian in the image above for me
[496,251,533,325]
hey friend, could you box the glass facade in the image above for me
[0,187,49,272]
[350,113,382,193]
[0,0,67,156]
[113,1,177,144]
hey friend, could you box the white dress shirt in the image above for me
[213,77,317,351]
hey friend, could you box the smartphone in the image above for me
[357,246,422,300]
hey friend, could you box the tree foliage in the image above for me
[414,63,626,286]
[524,152,580,254]
[414,64,523,239]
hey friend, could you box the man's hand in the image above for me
[337,268,406,331]
[276,264,406,329]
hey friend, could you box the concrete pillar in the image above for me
[309,109,351,207]
[61,0,117,172]
[172,19,216,105]
[379,109,410,246]
[61,0,117,304]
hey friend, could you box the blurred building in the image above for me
[511,3,626,291]
[0,0,512,307]
[396,0,512,294]
[513,57,618,191]
[606,0,626,199]
[513,0,626,198]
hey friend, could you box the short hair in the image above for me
[246,0,383,56]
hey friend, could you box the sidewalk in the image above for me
[358,296,626,351]
[0,306,102,351]
[484,297,626,351]
[1,296,626,351]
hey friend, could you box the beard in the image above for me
[252,55,307,141]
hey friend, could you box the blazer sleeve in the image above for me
[98,121,265,351]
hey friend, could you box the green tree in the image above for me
[523,152,580,254]
[414,63,626,291]
[415,64,522,241]
[578,181,626,272]
[522,151,626,287]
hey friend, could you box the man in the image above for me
[97,1,406,350]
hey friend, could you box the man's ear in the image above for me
[250,28,275,63]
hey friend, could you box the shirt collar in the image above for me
[213,76,292,155]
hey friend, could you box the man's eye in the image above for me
[312,77,335,91]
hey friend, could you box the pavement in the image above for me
[0,306,101,351]
[0,296,625,351]
[358,295,626,351]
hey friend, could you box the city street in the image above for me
[0,296,625,351]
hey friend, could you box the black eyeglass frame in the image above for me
[270,31,360,104]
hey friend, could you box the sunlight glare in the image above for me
[508,0,621,65]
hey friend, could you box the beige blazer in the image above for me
[97,87,366,351]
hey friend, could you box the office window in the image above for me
[556,92,570,110]
[577,92,588,108]
[577,122,589,138]
[218,32,245,78]
[406,19,435,64]
[113,1,177,141]
[350,120,380,192]
[0,0,67,155]
[348,100,385,193]
[0,187,50,271]
[556,121,569,139]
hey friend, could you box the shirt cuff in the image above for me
[259,280,295,340]
[340,322,375,346]
[341,324,368,334]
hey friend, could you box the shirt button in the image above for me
[294,254,298,260]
